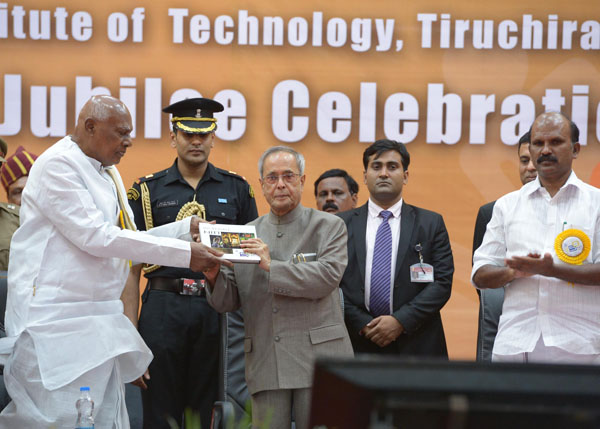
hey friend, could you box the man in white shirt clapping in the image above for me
[472,111,600,364]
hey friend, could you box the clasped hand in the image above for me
[360,315,404,348]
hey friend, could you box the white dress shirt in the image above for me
[0,135,193,390]
[472,172,600,356]
[364,198,402,314]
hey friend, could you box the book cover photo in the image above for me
[199,223,261,264]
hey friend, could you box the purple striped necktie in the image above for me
[369,210,393,316]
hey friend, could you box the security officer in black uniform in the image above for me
[127,98,258,429]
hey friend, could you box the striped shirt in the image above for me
[472,172,600,355]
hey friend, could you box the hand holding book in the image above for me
[240,238,271,272]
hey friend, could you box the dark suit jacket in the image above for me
[472,201,495,259]
[472,200,504,362]
[339,202,454,357]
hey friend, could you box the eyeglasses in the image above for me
[263,172,300,185]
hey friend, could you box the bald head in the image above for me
[78,95,130,123]
[73,96,133,166]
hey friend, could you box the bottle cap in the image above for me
[80,387,90,391]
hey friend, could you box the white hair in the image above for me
[258,146,305,177]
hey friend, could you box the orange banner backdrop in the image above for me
[1,0,599,359]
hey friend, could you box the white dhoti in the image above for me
[0,332,131,429]
[0,136,192,428]
[0,301,152,429]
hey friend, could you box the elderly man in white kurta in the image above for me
[0,95,226,428]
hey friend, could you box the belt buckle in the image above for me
[180,278,204,296]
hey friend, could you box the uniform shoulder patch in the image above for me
[137,169,168,184]
[0,202,19,216]
[218,168,249,182]
[216,168,254,197]
[127,187,140,201]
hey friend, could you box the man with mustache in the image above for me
[127,98,258,429]
[472,131,536,361]
[339,139,454,357]
[473,112,600,364]
[314,168,359,214]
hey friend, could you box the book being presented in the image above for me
[199,223,261,264]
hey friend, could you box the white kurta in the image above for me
[472,172,600,357]
[0,136,194,427]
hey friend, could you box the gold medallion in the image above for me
[554,229,590,265]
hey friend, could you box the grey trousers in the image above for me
[251,387,311,429]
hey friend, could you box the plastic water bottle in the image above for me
[75,386,95,429]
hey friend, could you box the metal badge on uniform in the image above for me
[410,243,434,283]
[157,200,178,208]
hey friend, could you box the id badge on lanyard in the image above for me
[410,243,434,283]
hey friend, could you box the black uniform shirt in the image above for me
[128,160,258,279]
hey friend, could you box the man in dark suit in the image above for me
[339,139,454,357]
[472,132,536,361]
